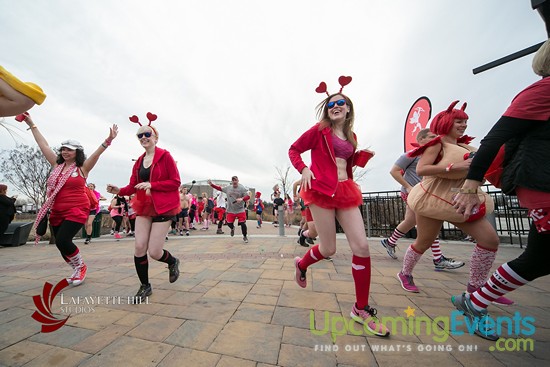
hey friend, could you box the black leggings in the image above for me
[51,220,83,257]
[508,223,550,281]
[0,215,11,236]
[112,216,123,231]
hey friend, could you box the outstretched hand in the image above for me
[107,124,118,141]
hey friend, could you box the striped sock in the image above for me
[388,228,406,246]
[430,239,442,261]
[469,244,497,289]
[299,244,324,269]
[470,263,528,310]
[402,244,423,276]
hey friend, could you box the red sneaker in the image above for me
[294,257,307,288]
[72,264,87,286]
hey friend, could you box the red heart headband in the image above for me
[128,112,158,126]
[315,75,352,96]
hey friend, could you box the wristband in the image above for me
[27,125,37,131]
[445,163,454,172]
[104,139,112,146]
[101,143,108,149]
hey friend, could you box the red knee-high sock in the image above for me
[402,244,423,276]
[298,244,324,270]
[470,263,528,309]
[469,244,497,289]
[352,255,371,309]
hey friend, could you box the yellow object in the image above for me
[0,65,46,105]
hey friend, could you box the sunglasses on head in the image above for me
[327,99,346,109]
[137,132,153,139]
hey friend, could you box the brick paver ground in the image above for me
[0,221,548,366]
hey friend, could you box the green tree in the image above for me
[0,144,51,206]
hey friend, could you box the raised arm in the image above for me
[81,124,118,177]
[21,113,57,165]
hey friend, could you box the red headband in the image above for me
[129,112,158,127]
[315,75,352,96]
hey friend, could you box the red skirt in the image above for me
[300,179,362,210]
[131,195,179,217]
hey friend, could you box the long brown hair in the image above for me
[315,93,357,148]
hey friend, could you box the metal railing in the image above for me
[359,185,530,246]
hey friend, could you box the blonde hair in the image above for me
[137,125,159,138]
[533,39,550,77]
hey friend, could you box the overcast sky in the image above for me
[0,0,545,200]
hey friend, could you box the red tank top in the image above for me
[50,172,89,226]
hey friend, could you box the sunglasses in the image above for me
[137,132,153,139]
[327,99,346,109]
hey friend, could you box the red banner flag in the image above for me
[404,97,432,152]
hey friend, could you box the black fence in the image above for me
[359,185,530,247]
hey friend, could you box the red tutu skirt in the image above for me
[300,179,363,209]
[131,195,179,217]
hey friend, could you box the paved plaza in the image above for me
[0,221,549,367]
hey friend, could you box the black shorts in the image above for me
[152,215,176,223]
[89,209,97,216]
[180,208,189,218]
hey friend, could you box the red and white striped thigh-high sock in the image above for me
[470,263,528,310]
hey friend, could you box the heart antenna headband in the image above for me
[315,75,352,96]
[129,112,158,126]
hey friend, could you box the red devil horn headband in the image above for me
[445,100,467,113]
[315,75,352,96]
[129,112,158,126]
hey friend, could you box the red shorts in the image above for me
[226,211,246,224]
[300,179,362,210]
[304,207,313,222]
[215,207,226,219]
[400,191,409,203]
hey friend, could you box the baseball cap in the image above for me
[60,139,83,150]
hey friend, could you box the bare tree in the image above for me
[0,144,51,206]
[274,165,296,198]
[352,167,370,185]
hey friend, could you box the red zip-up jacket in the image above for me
[289,122,361,197]
[119,146,181,215]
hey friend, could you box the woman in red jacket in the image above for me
[107,118,181,303]
[288,77,387,337]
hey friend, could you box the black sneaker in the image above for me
[230,228,235,237]
[168,258,180,283]
[306,237,314,245]
[132,283,152,304]
[298,234,309,247]
[84,238,91,245]
[243,236,248,243]
[451,292,499,341]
